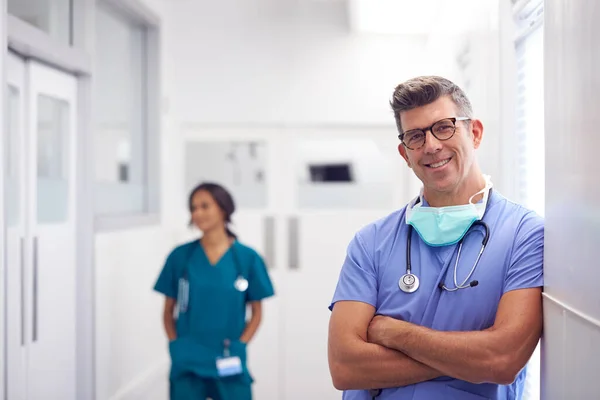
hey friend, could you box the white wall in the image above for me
[95,227,173,400]
[543,0,600,398]
[166,0,503,193]
[0,1,6,397]
[167,0,429,126]
[93,0,178,398]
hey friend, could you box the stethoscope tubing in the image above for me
[404,188,493,293]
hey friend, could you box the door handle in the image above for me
[263,216,275,269]
[20,237,25,346]
[288,216,299,270]
[32,236,38,342]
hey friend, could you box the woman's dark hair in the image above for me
[188,182,237,239]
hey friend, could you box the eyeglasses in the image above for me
[398,117,471,150]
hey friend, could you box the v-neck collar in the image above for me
[198,240,236,267]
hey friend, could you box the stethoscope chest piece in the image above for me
[399,273,419,293]
[234,276,249,292]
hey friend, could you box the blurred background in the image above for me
[2,0,598,399]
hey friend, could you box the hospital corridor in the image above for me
[0,0,598,399]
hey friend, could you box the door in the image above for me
[26,59,78,400]
[181,127,291,400]
[282,127,410,400]
[4,53,78,400]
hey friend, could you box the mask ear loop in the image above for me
[469,179,494,205]
[469,180,494,219]
[416,186,425,208]
[405,195,421,223]
[469,188,486,205]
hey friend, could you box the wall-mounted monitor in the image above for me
[308,163,353,183]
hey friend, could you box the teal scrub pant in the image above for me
[170,374,252,400]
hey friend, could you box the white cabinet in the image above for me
[5,53,78,400]
[182,126,408,399]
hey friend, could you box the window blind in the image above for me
[514,0,545,217]
[512,2,544,400]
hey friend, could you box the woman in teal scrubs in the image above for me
[153,182,275,400]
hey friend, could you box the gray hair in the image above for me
[389,76,473,133]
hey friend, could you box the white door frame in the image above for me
[5,50,29,400]
[4,49,82,400]
[1,2,8,399]
[3,36,96,400]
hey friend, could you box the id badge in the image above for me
[216,356,242,377]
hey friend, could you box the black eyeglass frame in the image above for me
[398,117,471,150]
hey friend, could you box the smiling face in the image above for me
[398,96,484,203]
[190,189,226,233]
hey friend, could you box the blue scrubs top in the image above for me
[154,239,275,382]
[330,190,544,400]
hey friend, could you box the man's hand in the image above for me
[368,315,401,348]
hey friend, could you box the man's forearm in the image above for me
[385,321,510,384]
[329,338,442,390]
[368,289,543,385]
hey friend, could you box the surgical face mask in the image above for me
[405,175,493,247]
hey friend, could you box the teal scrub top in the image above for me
[153,239,275,381]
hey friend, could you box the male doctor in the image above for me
[327,76,543,399]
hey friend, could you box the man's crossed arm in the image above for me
[327,287,542,390]
[327,301,441,391]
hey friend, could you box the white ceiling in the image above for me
[347,0,496,35]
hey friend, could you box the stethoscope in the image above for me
[178,243,249,314]
[370,205,491,400]
[398,192,492,294]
